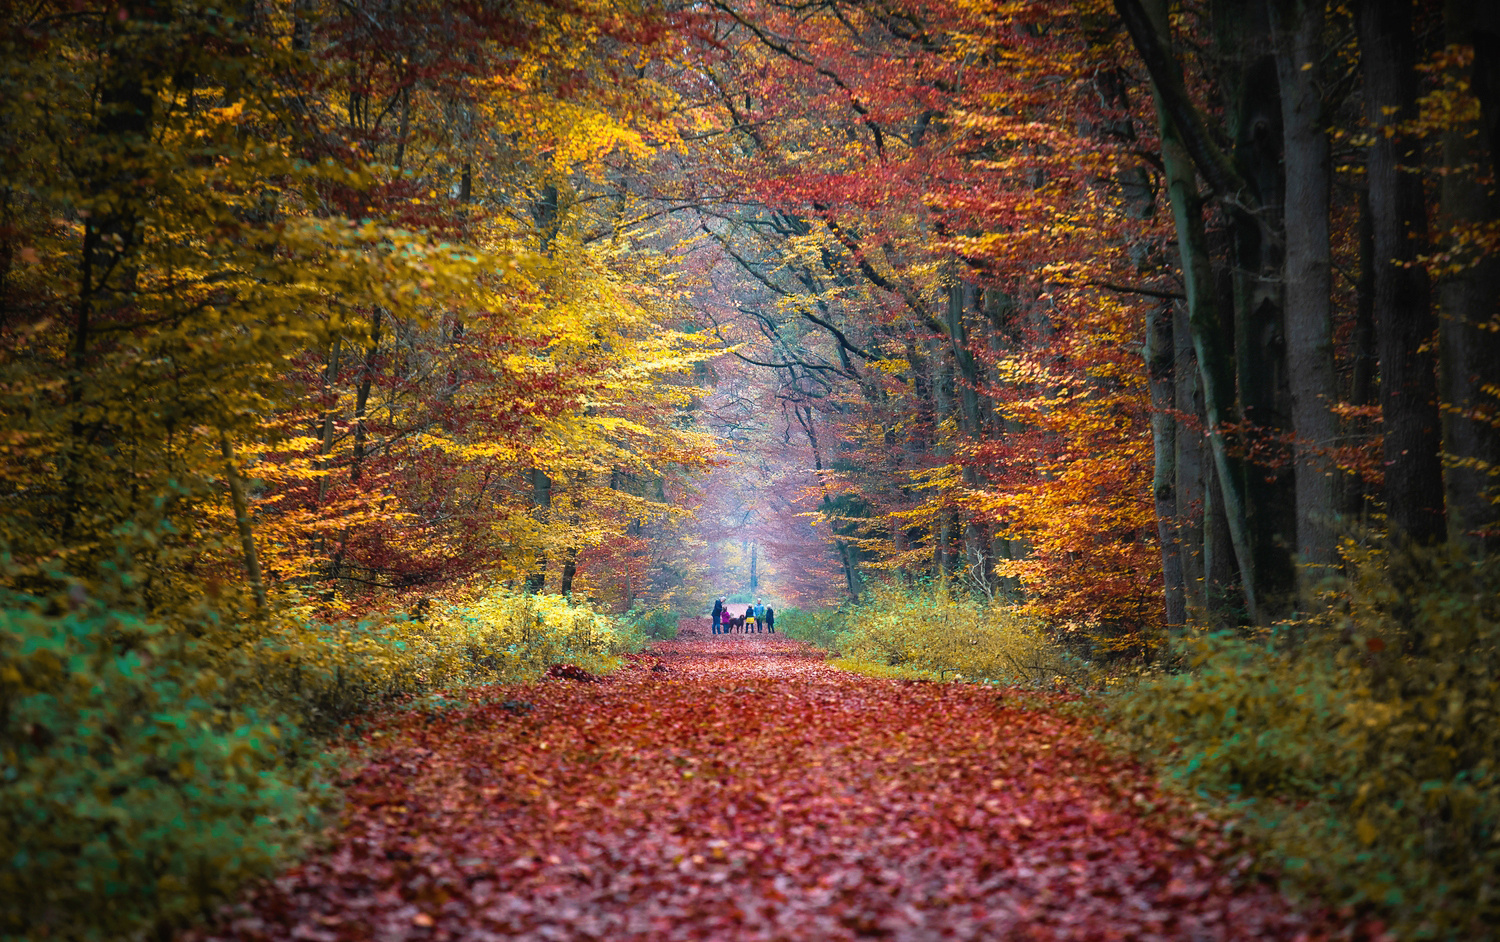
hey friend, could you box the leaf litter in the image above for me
[186,630,1386,941]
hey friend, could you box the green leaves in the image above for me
[0,603,322,941]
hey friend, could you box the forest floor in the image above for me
[187,621,1382,942]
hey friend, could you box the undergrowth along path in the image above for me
[190,621,1378,941]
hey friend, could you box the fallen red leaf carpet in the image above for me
[189,623,1377,941]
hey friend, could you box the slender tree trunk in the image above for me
[931,336,954,576]
[350,309,383,484]
[1137,0,1260,622]
[222,433,268,614]
[948,283,991,585]
[1357,0,1446,545]
[1273,0,1341,582]
[1175,301,1208,615]
[525,468,552,594]
[1347,188,1379,526]
[1148,300,1187,631]
[63,5,162,541]
[315,337,342,505]
[799,405,860,599]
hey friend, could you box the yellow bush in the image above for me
[790,582,1074,685]
[231,587,645,731]
[401,589,638,685]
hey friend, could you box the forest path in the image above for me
[191,620,1348,941]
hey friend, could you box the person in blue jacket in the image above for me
[710,597,724,635]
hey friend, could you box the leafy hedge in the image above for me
[778,582,1074,685]
[0,604,322,941]
[1111,544,1500,940]
[1,586,656,940]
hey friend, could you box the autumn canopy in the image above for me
[2,0,1499,938]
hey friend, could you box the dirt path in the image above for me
[192,623,1360,941]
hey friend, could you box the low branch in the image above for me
[1086,280,1186,300]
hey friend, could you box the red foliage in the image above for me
[189,634,1384,942]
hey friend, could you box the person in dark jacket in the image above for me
[710,597,724,635]
[764,606,775,633]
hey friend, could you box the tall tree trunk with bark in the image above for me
[1438,0,1500,553]
[1272,0,1342,583]
[799,405,861,600]
[1123,0,1262,623]
[1148,300,1188,631]
[1357,0,1447,545]
[947,282,991,585]
[1174,302,1209,615]
[1218,2,1297,619]
[525,468,552,594]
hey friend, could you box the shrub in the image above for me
[1111,544,1500,940]
[775,606,844,649]
[616,606,679,641]
[0,583,643,941]
[0,602,323,941]
[392,588,648,689]
[778,583,1072,685]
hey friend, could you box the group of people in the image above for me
[710,597,775,634]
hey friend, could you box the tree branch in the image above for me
[1113,0,1255,209]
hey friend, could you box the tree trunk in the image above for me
[525,468,552,593]
[1148,300,1187,632]
[1219,6,1297,620]
[948,282,992,586]
[1136,0,1261,622]
[1273,0,1342,583]
[63,4,163,541]
[222,433,268,614]
[1438,0,1500,553]
[799,405,861,599]
[931,335,955,576]
[559,550,578,597]
[350,309,383,484]
[1175,301,1208,615]
[1356,0,1446,546]
[1346,188,1379,526]
[315,337,342,505]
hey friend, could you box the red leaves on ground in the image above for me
[188,632,1377,941]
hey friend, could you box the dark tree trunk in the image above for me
[1438,0,1500,553]
[525,468,552,594]
[1357,0,1447,545]
[1129,0,1261,622]
[1174,301,1208,615]
[1148,300,1187,631]
[350,309,383,484]
[1219,10,1297,619]
[1346,189,1378,526]
[63,4,165,540]
[1273,0,1341,581]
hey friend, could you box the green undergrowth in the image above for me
[1110,544,1500,940]
[778,582,1078,686]
[1,582,656,941]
